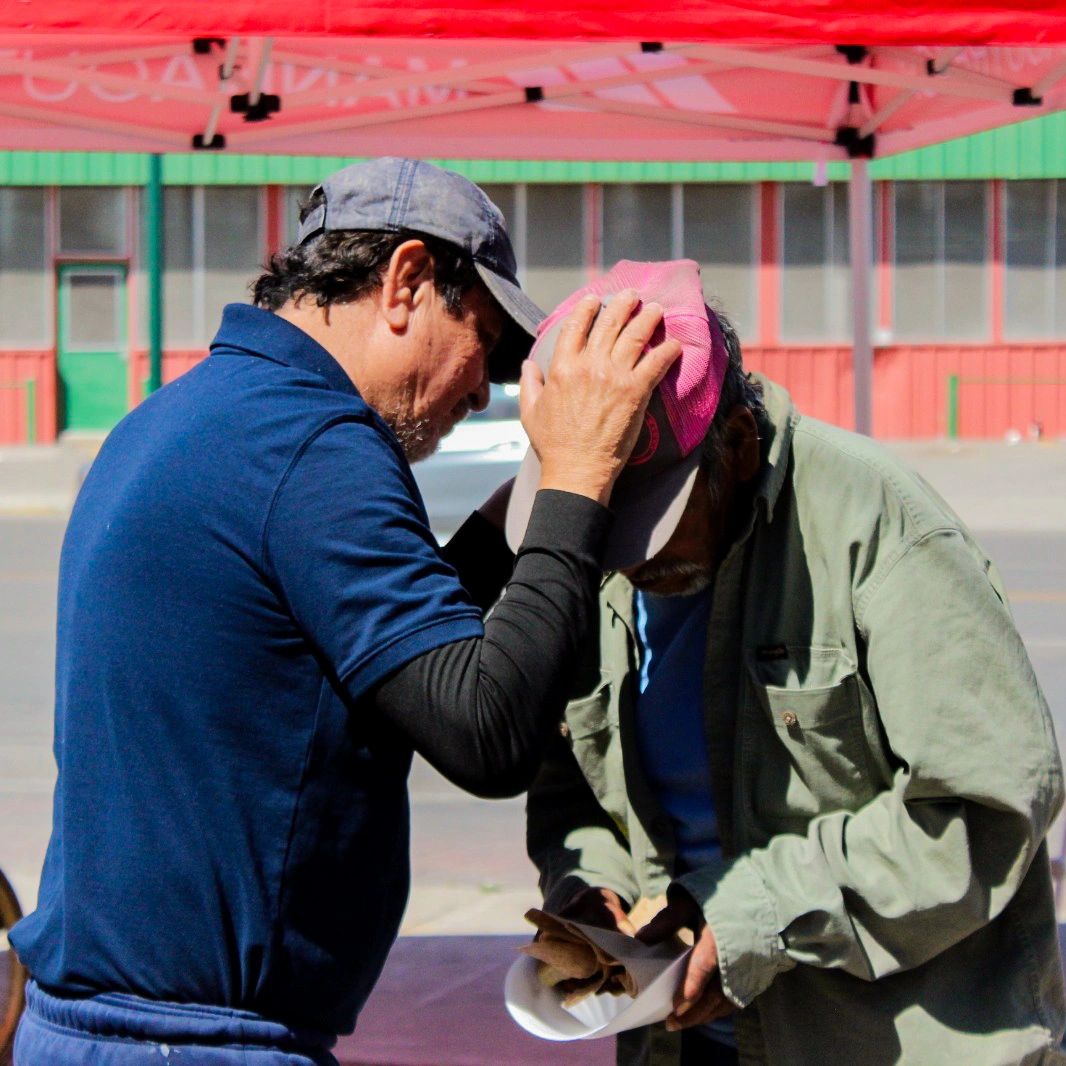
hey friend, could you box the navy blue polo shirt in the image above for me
[12,304,484,1035]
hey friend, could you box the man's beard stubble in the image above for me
[387,415,437,463]
[378,401,469,465]
[625,557,714,597]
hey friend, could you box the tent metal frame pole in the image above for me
[145,153,163,396]
[234,62,839,147]
[849,158,873,435]
[0,55,216,105]
[687,44,1009,102]
[278,41,703,110]
[1031,56,1066,98]
[58,43,189,67]
[0,100,186,146]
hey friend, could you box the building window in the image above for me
[602,184,673,267]
[203,187,263,337]
[0,188,50,346]
[163,186,263,347]
[1004,180,1066,339]
[780,183,852,342]
[58,187,127,255]
[163,188,196,347]
[892,181,987,341]
[682,184,757,341]
[524,184,585,314]
[282,185,312,247]
[479,184,516,234]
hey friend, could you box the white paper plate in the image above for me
[504,932,690,1042]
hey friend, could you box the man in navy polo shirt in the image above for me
[11,158,681,1064]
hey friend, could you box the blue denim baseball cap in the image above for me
[297,157,545,384]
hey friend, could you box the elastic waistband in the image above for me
[24,981,336,1052]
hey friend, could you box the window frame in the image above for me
[889,179,992,344]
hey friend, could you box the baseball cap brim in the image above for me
[506,442,702,571]
[504,309,703,570]
[476,263,545,384]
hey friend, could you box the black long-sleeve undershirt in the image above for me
[370,489,608,799]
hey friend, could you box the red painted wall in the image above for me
[876,344,1066,439]
[745,344,1066,439]
[746,346,854,429]
[2,345,1065,444]
[0,350,57,444]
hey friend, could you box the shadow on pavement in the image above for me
[337,936,612,1066]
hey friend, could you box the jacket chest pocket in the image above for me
[746,647,882,827]
[563,678,627,817]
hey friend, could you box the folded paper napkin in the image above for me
[521,909,638,1006]
[519,901,683,1009]
[506,904,691,1041]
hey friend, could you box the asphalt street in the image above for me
[1,444,1064,1064]
[1,443,1065,935]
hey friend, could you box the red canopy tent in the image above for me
[2,1,1066,430]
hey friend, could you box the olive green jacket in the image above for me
[526,379,1066,1065]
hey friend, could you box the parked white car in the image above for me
[413,385,527,540]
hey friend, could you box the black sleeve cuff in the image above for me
[519,489,613,564]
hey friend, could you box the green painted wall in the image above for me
[1,111,1064,186]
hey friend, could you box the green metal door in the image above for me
[57,263,129,432]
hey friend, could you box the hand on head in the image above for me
[519,291,682,507]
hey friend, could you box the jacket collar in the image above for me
[750,374,797,525]
[603,570,635,635]
[209,303,360,400]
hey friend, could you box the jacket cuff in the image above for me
[674,857,794,1007]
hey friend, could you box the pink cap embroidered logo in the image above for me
[628,413,660,467]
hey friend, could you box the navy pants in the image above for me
[15,981,340,1065]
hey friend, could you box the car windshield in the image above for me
[468,383,521,422]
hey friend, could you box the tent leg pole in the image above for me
[146,153,164,396]
[848,158,873,436]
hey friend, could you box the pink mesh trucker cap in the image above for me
[504,259,729,570]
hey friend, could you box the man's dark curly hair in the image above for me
[700,308,765,499]
[252,190,481,314]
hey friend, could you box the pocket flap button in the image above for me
[781,710,799,728]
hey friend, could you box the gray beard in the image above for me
[379,409,438,463]
[629,558,714,597]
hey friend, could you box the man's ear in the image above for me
[380,240,435,331]
[724,405,761,483]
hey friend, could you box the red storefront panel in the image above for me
[0,350,57,445]
[876,345,1066,439]
[2,345,1065,444]
[748,345,1066,439]
[745,346,853,429]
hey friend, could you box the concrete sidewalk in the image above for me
[3,436,1064,532]
[0,438,98,515]
[889,439,1066,532]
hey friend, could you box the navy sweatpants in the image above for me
[15,981,340,1065]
